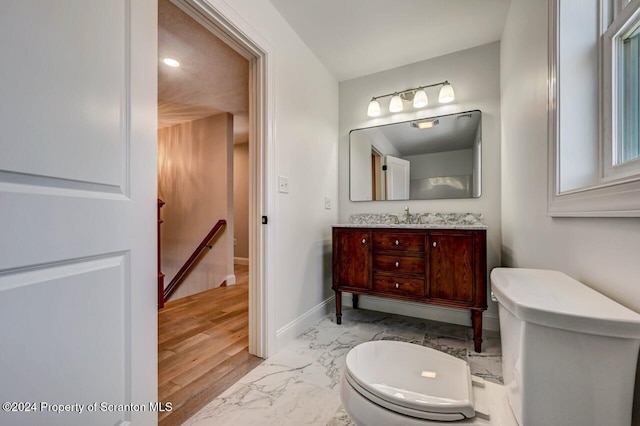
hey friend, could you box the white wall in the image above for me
[158,113,234,301]
[406,149,473,199]
[405,149,473,179]
[219,0,339,351]
[233,142,249,260]
[339,42,502,330]
[501,0,640,422]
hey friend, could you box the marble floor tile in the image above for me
[421,333,469,360]
[468,355,503,384]
[185,379,342,426]
[424,320,471,340]
[186,307,503,425]
[468,334,502,356]
[326,406,356,426]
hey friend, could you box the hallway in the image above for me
[158,265,262,425]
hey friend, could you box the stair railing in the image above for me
[162,219,227,302]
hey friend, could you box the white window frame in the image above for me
[603,0,640,179]
[548,0,640,216]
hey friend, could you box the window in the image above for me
[603,2,640,182]
[548,0,640,217]
[621,21,640,164]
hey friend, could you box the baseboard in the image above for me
[275,295,335,352]
[234,257,249,266]
[343,293,500,331]
[223,274,236,286]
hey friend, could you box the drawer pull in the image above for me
[432,241,437,247]
[362,238,367,244]
[395,283,400,289]
[395,261,400,267]
[395,240,400,246]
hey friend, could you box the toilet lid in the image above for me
[345,341,475,420]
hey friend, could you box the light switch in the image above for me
[324,196,331,209]
[278,176,289,193]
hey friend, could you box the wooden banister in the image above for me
[163,219,227,302]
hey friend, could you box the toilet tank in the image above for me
[491,268,640,426]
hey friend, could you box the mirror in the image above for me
[349,110,482,201]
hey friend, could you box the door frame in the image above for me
[171,0,274,358]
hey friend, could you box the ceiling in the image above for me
[268,0,511,82]
[158,0,249,142]
[375,110,480,156]
[157,1,510,137]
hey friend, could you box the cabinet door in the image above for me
[429,234,474,303]
[334,230,371,289]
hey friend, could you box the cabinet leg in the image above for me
[471,311,483,353]
[335,290,342,325]
[352,294,359,309]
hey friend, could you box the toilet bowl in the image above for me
[340,268,640,426]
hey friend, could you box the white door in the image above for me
[0,2,157,425]
[384,155,411,200]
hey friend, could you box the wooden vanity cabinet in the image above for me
[333,229,371,290]
[332,227,487,352]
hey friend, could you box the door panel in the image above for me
[0,255,128,425]
[0,1,157,425]
[429,235,474,303]
[336,231,371,289]
[0,1,128,188]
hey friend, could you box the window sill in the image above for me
[548,176,640,217]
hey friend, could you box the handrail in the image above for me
[157,199,166,309]
[163,219,227,301]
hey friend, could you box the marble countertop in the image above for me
[334,212,488,230]
[332,223,488,230]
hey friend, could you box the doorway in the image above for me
[156,0,272,422]
[167,0,272,360]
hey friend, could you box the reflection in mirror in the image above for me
[350,110,482,201]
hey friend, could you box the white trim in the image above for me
[343,294,500,332]
[275,296,335,351]
[234,257,249,266]
[548,0,640,217]
[224,274,236,286]
[603,0,640,180]
[172,0,275,358]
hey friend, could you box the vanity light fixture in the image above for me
[366,80,455,117]
[389,93,403,113]
[367,98,381,117]
[438,82,455,103]
[413,88,429,108]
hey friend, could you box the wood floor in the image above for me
[158,265,262,425]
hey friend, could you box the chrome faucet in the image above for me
[404,206,411,224]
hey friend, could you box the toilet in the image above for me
[340,268,640,426]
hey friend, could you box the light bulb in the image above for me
[162,58,180,67]
[413,89,428,108]
[389,94,403,113]
[438,83,455,103]
[367,99,381,117]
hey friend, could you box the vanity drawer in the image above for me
[373,233,424,252]
[373,274,425,297]
[373,254,425,274]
